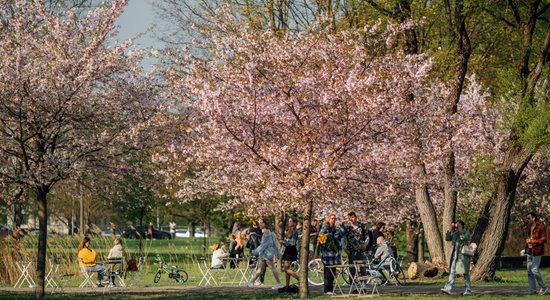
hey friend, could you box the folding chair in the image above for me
[14,260,35,288]
[197,260,218,286]
[79,269,95,288]
[78,258,97,288]
[45,259,60,289]
[54,274,75,293]
[125,257,144,287]
[107,257,126,287]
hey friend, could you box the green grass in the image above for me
[0,290,547,300]
[1,237,549,299]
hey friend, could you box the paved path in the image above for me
[0,284,537,296]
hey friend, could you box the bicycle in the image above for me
[372,256,406,286]
[153,255,188,284]
[290,255,351,286]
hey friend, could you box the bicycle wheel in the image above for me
[307,259,324,286]
[395,264,406,285]
[153,270,162,283]
[290,260,300,273]
[175,269,188,283]
[340,257,351,285]
[340,268,351,285]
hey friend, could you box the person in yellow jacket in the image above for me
[78,236,106,287]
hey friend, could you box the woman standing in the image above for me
[281,217,300,290]
[441,220,472,295]
[319,214,344,295]
[246,219,284,289]
[78,236,106,287]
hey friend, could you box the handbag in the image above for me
[461,245,474,256]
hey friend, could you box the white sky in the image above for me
[115,0,160,48]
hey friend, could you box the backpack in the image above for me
[247,232,262,250]
[126,258,138,271]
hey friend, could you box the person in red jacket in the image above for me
[525,212,548,295]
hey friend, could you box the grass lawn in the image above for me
[1,237,549,299]
[1,268,549,299]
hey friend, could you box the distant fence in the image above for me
[496,256,550,269]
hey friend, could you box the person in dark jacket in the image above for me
[525,212,548,295]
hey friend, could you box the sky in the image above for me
[114,0,162,49]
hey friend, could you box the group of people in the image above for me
[76,211,547,295]
[208,212,399,294]
[77,237,126,287]
[441,211,548,296]
[209,211,548,296]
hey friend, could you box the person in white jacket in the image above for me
[107,238,125,286]
[210,242,227,269]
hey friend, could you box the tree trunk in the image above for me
[34,186,49,299]
[442,152,457,262]
[417,231,424,262]
[299,200,313,299]
[274,210,284,271]
[12,188,24,230]
[407,262,440,279]
[406,220,419,263]
[191,223,196,237]
[414,164,445,266]
[442,0,471,264]
[202,221,207,257]
[471,147,531,281]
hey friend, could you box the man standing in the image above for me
[525,212,548,295]
[169,221,176,239]
[309,218,319,257]
[343,212,371,279]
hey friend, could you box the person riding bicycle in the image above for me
[370,236,396,284]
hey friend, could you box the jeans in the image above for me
[527,255,547,293]
[324,265,336,293]
[348,251,367,278]
[444,250,471,293]
[82,265,106,282]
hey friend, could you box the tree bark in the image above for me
[417,230,424,262]
[442,152,457,261]
[34,186,49,299]
[298,200,313,299]
[406,220,419,263]
[442,0,471,263]
[471,146,531,281]
[274,210,284,270]
[414,164,445,266]
[471,0,548,280]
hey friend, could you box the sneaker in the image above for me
[440,288,451,295]
[325,291,334,295]
[540,287,549,295]
[97,283,105,288]
[245,281,254,287]
[463,291,472,296]
[272,283,284,290]
[254,281,263,286]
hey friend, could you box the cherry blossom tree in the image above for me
[160,8,462,296]
[0,1,159,297]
